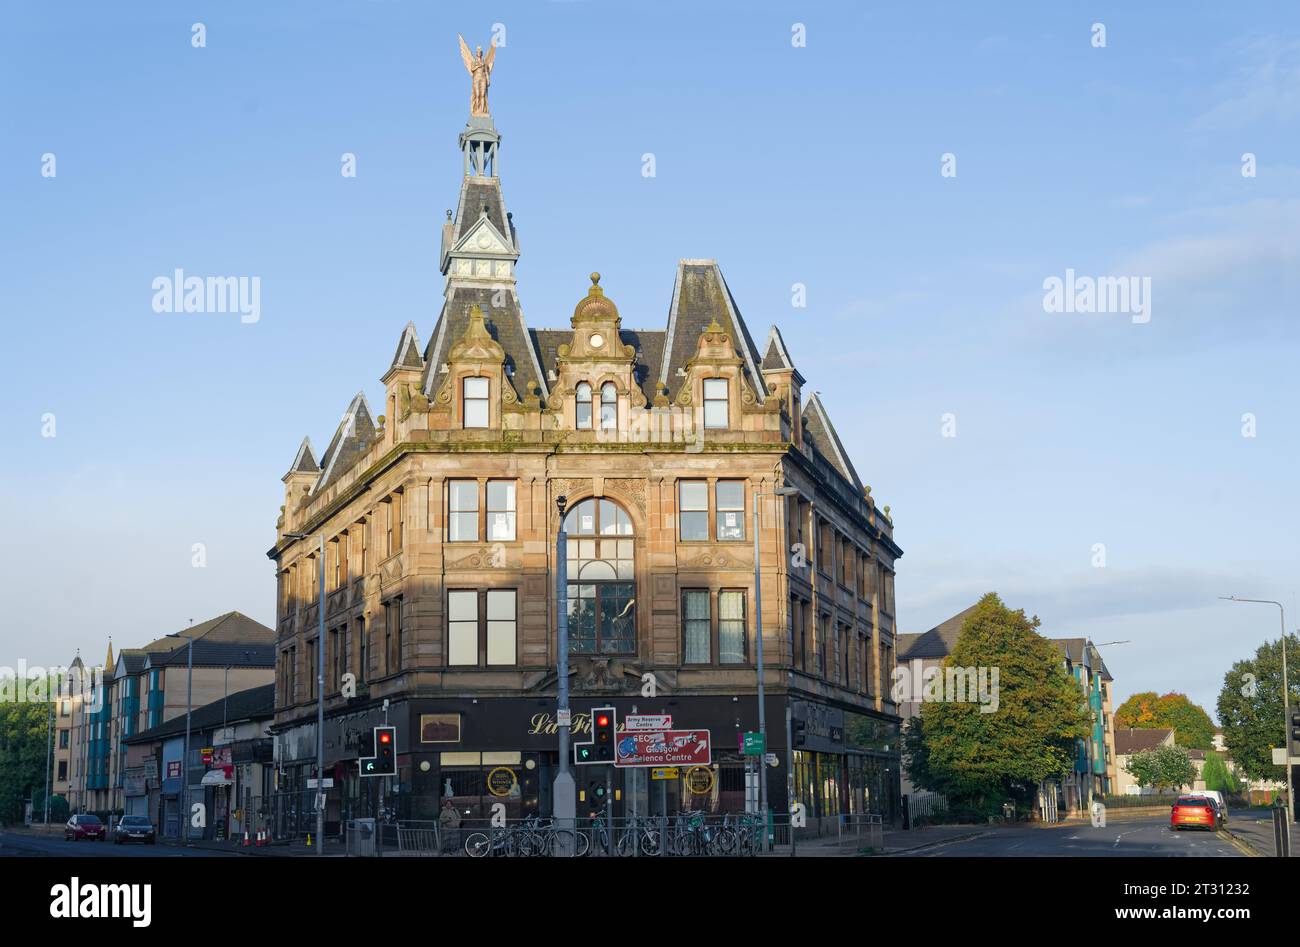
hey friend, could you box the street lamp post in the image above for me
[552,496,576,854]
[753,485,800,853]
[166,631,194,846]
[1219,596,1295,842]
[285,531,327,857]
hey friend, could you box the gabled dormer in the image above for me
[761,324,805,445]
[548,273,646,431]
[428,303,517,431]
[381,322,428,445]
[675,317,770,433]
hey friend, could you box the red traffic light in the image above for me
[596,714,610,728]
[380,731,392,744]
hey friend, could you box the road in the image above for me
[0,832,237,858]
[909,815,1249,857]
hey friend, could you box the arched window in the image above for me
[563,498,635,654]
[575,382,592,429]
[600,383,617,430]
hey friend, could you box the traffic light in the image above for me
[359,729,375,758]
[359,726,397,777]
[375,726,397,776]
[1289,710,1300,760]
[574,743,595,765]
[792,719,807,748]
[592,707,615,762]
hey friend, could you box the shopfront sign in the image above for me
[615,730,711,768]
[625,714,672,731]
[684,766,715,795]
[486,766,518,797]
[650,767,679,781]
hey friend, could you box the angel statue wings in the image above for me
[458,34,497,118]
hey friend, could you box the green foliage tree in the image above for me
[902,593,1091,816]
[1216,634,1300,783]
[1123,744,1197,792]
[0,689,56,825]
[1200,752,1238,794]
[1114,691,1215,749]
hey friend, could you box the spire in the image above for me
[104,638,114,670]
[283,437,320,481]
[388,321,424,374]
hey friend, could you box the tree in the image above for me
[902,593,1091,815]
[1114,691,1215,750]
[0,690,56,825]
[1124,744,1197,792]
[1200,752,1239,794]
[1216,634,1300,783]
[1115,691,1161,729]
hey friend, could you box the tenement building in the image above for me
[267,54,903,834]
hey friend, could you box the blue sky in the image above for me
[2,2,1297,717]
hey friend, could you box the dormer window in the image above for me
[463,376,489,428]
[600,383,617,430]
[575,382,593,429]
[703,378,729,429]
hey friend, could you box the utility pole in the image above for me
[43,684,53,825]
[752,485,799,852]
[552,496,576,853]
[1220,596,1295,848]
[284,531,328,856]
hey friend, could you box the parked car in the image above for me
[113,815,156,845]
[1187,790,1227,816]
[64,814,107,841]
[1170,796,1223,831]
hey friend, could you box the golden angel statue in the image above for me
[458,34,496,118]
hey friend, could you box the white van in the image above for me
[1187,790,1227,817]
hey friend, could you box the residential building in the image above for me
[123,683,275,841]
[65,612,274,818]
[1113,727,1176,795]
[895,606,1118,813]
[267,62,905,837]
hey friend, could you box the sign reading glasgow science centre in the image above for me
[615,730,712,768]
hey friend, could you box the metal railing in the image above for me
[834,813,884,851]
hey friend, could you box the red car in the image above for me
[64,813,107,841]
[1170,796,1223,832]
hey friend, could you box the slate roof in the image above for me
[129,612,274,657]
[660,261,766,404]
[422,287,547,403]
[148,641,274,669]
[761,325,804,384]
[389,322,424,373]
[1115,728,1173,756]
[283,437,319,481]
[117,650,147,676]
[314,392,378,494]
[123,684,275,745]
[802,394,862,489]
[1052,637,1115,682]
[898,604,980,660]
[453,178,513,249]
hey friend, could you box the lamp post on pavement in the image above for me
[284,531,327,857]
[753,485,800,853]
[1219,596,1295,842]
[552,496,577,854]
[165,631,194,846]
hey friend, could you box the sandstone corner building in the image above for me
[267,69,904,838]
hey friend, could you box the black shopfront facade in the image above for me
[284,691,901,830]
